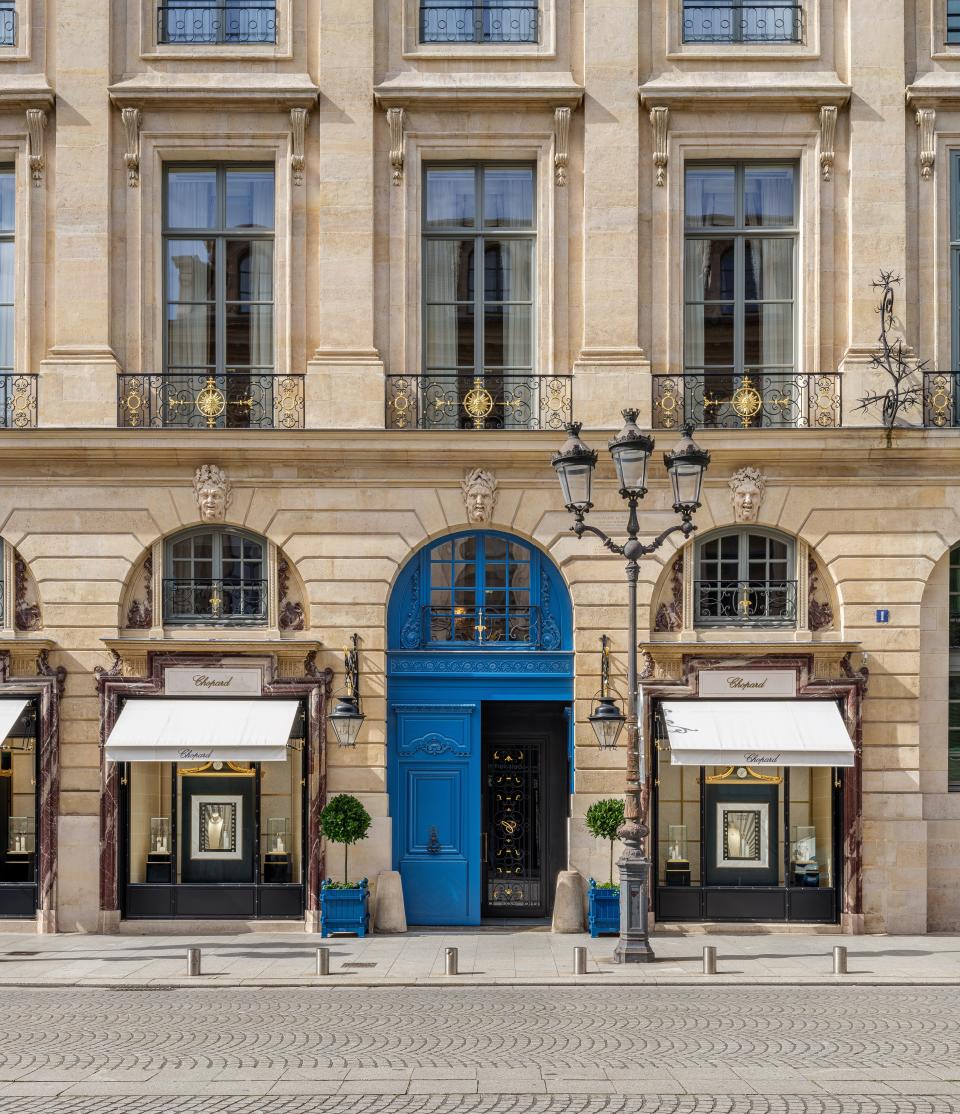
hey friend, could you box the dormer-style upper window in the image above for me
[0,2,15,46]
[158,1,277,45]
[682,1,802,44]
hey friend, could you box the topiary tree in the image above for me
[319,793,372,884]
[584,798,625,887]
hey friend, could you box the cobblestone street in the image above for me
[0,985,957,1112]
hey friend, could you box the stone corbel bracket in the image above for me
[819,105,837,182]
[554,106,571,187]
[387,107,405,186]
[916,108,935,181]
[649,106,669,187]
[290,107,308,187]
[26,109,46,187]
[121,107,142,188]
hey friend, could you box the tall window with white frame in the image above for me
[683,162,798,428]
[422,164,536,429]
[163,165,275,428]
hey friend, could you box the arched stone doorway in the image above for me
[387,530,573,925]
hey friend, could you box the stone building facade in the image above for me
[0,0,954,935]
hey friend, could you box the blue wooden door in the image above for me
[392,703,480,925]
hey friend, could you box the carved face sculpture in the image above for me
[461,468,498,525]
[194,465,231,523]
[729,467,765,524]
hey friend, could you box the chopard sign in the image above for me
[698,670,797,698]
[743,751,781,764]
[164,667,263,696]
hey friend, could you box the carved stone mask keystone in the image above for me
[729,466,766,524]
[194,464,232,523]
[461,468,498,525]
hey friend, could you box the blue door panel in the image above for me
[392,704,480,925]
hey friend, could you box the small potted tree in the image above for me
[320,793,372,938]
[585,798,624,937]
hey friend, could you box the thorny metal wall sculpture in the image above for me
[854,271,926,442]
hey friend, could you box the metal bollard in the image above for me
[832,945,848,975]
[316,947,330,976]
[702,945,717,975]
[444,947,458,976]
[186,947,201,977]
[573,946,587,975]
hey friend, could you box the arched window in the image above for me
[694,528,796,627]
[164,527,266,624]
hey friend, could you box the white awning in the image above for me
[104,699,300,763]
[0,698,29,745]
[660,700,854,768]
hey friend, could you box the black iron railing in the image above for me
[420,3,538,43]
[652,372,841,430]
[682,3,802,43]
[695,580,797,626]
[157,4,276,44]
[0,374,37,428]
[118,372,304,429]
[425,605,541,646]
[0,6,16,47]
[386,373,571,430]
[164,578,267,623]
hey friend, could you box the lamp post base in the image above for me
[613,851,655,964]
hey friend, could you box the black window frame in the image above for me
[163,525,267,625]
[694,527,797,628]
[157,1,277,46]
[418,1,539,44]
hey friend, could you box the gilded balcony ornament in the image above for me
[729,375,764,427]
[196,376,228,427]
[653,377,680,429]
[10,375,35,428]
[463,377,495,429]
[927,373,952,427]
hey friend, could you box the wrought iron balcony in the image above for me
[164,578,267,624]
[157,4,276,44]
[652,372,841,430]
[420,3,539,43]
[682,3,803,43]
[0,5,16,46]
[695,580,798,627]
[118,372,304,429]
[425,605,541,646]
[0,374,37,429]
[386,372,571,431]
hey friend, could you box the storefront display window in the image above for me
[0,701,39,910]
[126,753,303,894]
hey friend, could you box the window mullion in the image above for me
[476,165,484,378]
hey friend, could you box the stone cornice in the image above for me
[374,73,583,112]
[640,74,851,112]
[906,79,960,110]
[108,75,318,112]
[0,80,55,113]
[104,637,321,654]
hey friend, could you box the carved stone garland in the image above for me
[653,553,684,633]
[916,108,935,182]
[808,555,834,632]
[122,108,142,188]
[819,105,837,183]
[26,109,46,187]
[554,107,570,187]
[125,553,153,630]
[14,551,41,632]
[650,106,669,187]
[278,555,305,632]
[387,107,405,186]
[290,108,308,187]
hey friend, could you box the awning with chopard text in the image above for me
[0,698,29,744]
[660,700,854,768]
[104,699,299,763]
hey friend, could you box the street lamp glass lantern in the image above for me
[589,696,626,750]
[607,408,655,497]
[328,694,365,748]
[552,422,598,513]
[663,422,710,514]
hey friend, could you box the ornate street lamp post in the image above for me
[552,412,710,962]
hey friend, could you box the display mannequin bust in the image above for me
[206,807,224,850]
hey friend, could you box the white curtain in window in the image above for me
[247,241,273,368]
[683,240,713,368]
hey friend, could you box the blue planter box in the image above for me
[320,878,370,938]
[588,879,620,937]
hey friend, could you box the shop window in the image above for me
[163,164,275,427]
[163,526,266,624]
[950,546,960,791]
[419,1,538,43]
[422,163,536,429]
[158,2,276,44]
[126,753,303,890]
[683,162,799,427]
[694,528,796,626]
[0,702,38,909]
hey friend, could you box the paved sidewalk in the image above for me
[1,928,959,986]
